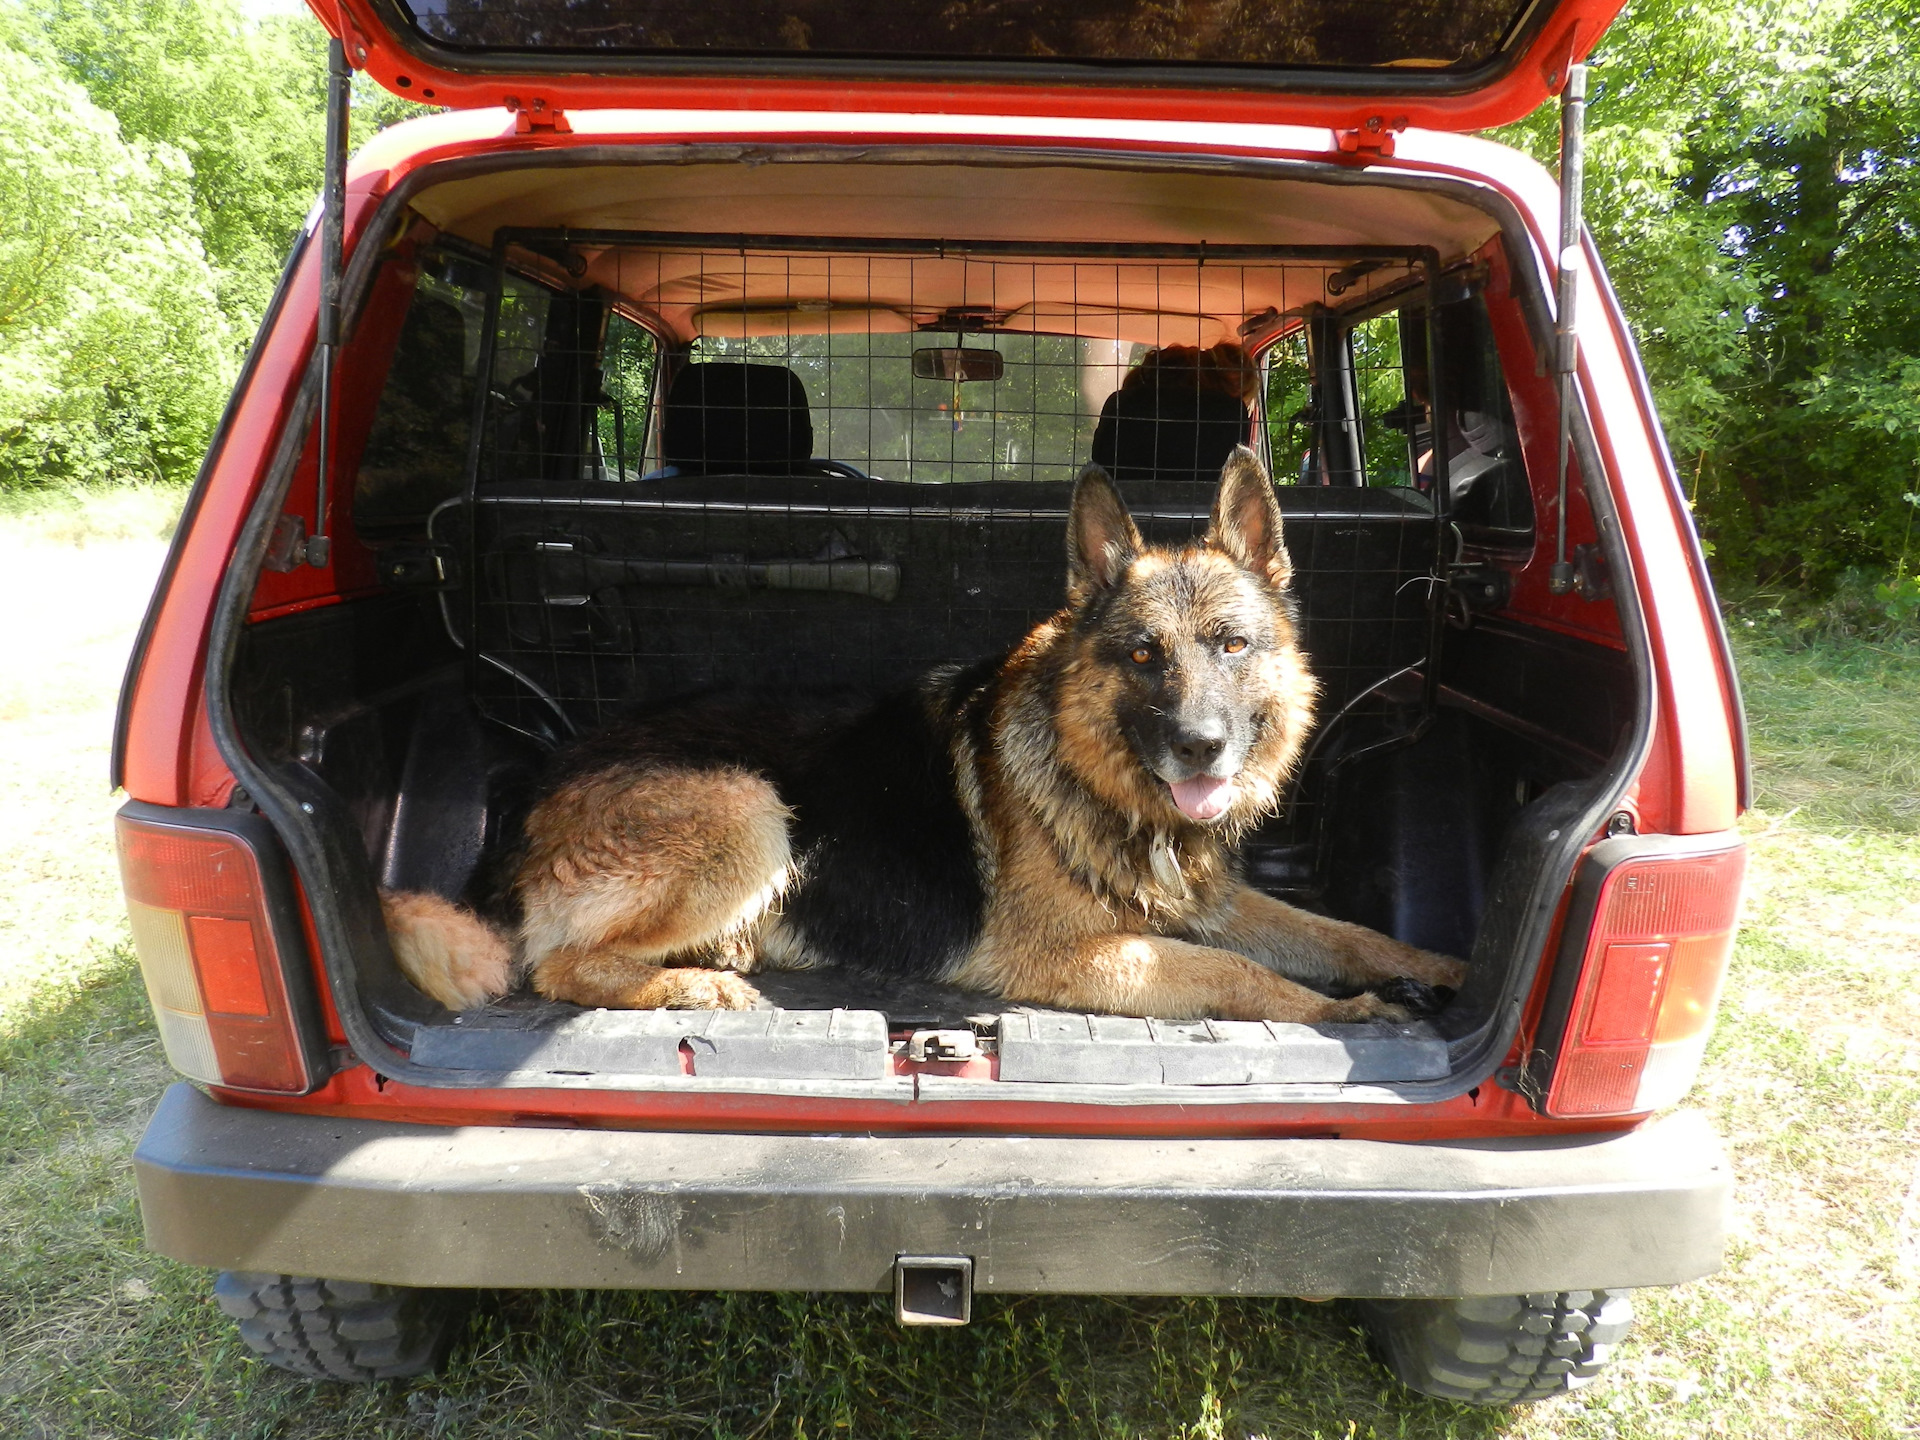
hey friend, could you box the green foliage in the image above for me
[0,0,435,489]
[1500,0,1920,592]
[40,0,328,329]
[0,45,232,486]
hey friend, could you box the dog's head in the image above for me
[1054,447,1317,831]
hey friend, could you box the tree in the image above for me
[0,44,232,485]
[1501,0,1920,589]
[40,0,329,330]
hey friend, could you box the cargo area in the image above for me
[226,156,1640,1098]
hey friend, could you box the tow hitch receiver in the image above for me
[894,1255,974,1326]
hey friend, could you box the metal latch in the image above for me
[1335,115,1406,158]
[507,97,572,134]
[1569,541,1612,601]
[905,1029,980,1063]
[894,1256,973,1326]
[377,542,455,589]
[1447,563,1512,617]
[263,513,323,572]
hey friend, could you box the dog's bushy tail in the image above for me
[380,890,514,1011]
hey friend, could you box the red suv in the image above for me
[118,0,1745,1405]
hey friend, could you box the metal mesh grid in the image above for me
[425,233,1461,890]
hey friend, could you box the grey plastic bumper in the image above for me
[135,1083,1727,1298]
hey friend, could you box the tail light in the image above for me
[115,803,324,1094]
[1525,833,1746,1118]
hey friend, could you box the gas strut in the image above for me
[1547,63,1587,596]
[309,36,351,569]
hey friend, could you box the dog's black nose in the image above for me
[1168,723,1226,770]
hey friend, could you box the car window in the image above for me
[1259,328,1315,486]
[1421,294,1534,536]
[353,251,489,528]
[1257,288,1533,539]
[597,312,659,481]
[1351,310,1416,489]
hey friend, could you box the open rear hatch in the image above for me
[312,0,1622,127]
[171,3,1655,1109]
[208,127,1649,1107]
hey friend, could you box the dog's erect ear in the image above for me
[1067,464,1143,604]
[1206,446,1291,589]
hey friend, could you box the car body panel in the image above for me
[114,109,1738,1168]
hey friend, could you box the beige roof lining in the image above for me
[412,160,1503,343]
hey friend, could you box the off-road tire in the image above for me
[213,1271,463,1380]
[1355,1290,1634,1405]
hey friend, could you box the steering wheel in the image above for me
[809,458,871,481]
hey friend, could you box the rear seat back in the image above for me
[657,361,817,475]
[1090,383,1251,485]
[464,474,1436,748]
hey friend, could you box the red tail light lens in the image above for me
[116,807,317,1094]
[1539,836,1746,1118]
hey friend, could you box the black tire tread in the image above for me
[213,1271,459,1381]
[1356,1289,1632,1405]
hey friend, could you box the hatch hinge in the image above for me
[507,97,573,134]
[1335,115,1405,159]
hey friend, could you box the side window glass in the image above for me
[1267,288,1531,532]
[491,276,551,393]
[1426,295,1533,537]
[354,252,487,528]
[1351,310,1415,489]
[1259,329,1315,485]
[482,275,555,483]
[597,313,658,481]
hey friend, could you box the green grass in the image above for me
[1,503,1916,1436]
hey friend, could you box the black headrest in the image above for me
[1090,383,1251,484]
[660,362,814,472]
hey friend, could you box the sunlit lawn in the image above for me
[0,489,1914,1437]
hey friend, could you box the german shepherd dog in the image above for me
[384,449,1466,1023]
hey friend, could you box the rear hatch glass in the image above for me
[326,0,1621,126]
[401,0,1537,71]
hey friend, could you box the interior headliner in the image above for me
[409,160,1505,343]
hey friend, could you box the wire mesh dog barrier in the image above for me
[382,230,1531,899]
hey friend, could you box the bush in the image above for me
[42,0,327,329]
[0,45,234,486]
[1498,0,1920,596]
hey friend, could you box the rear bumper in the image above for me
[135,1083,1727,1297]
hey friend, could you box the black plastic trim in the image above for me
[137,1083,1729,1296]
[116,799,334,1094]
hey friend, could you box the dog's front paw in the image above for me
[644,969,762,1010]
[1374,944,1466,992]
[1372,975,1454,1017]
[1320,991,1410,1025]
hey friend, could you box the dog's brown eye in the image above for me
[1223,636,1248,654]
[1130,646,1153,665]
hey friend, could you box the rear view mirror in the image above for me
[913,346,1004,383]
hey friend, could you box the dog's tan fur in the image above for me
[380,890,513,1011]
[386,449,1465,1021]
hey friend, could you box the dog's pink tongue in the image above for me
[1169,775,1236,822]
